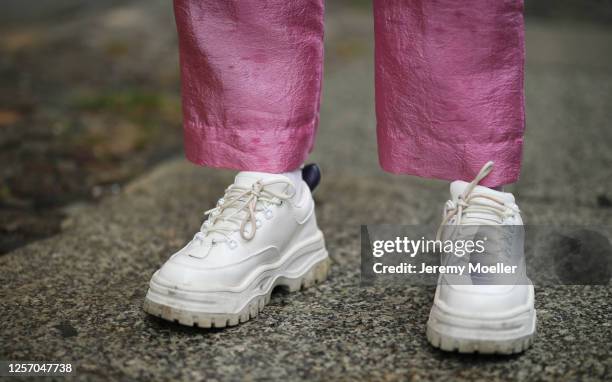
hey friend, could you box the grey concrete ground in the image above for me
[2,2,612,381]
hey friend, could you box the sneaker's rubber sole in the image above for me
[426,304,536,354]
[426,324,535,354]
[143,256,330,328]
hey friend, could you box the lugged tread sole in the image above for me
[426,323,535,355]
[143,258,330,328]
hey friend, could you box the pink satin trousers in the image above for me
[174,0,525,187]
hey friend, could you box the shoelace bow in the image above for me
[435,161,519,241]
[195,179,295,244]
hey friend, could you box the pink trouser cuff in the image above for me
[174,0,324,174]
[373,0,525,187]
[378,130,523,187]
[183,118,318,173]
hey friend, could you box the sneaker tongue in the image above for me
[450,180,515,204]
[234,171,294,194]
[448,181,516,224]
[200,172,293,242]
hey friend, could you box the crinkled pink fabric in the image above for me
[374,0,525,187]
[175,0,525,187]
[174,0,325,172]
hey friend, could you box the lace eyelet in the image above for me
[265,209,273,219]
[255,219,262,228]
[228,240,238,249]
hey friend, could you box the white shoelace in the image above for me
[194,179,295,244]
[436,161,518,241]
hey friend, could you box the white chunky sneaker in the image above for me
[144,167,329,328]
[427,161,536,354]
